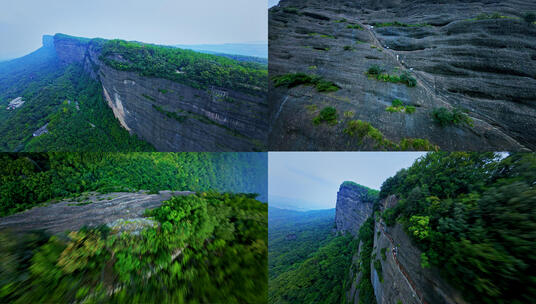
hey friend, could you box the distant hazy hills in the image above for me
[174,42,267,59]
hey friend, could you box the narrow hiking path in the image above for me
[378,222,428,304]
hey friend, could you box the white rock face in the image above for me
[6,97,25,110]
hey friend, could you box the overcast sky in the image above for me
[269,152,426,210]
[268,0,279,7]
[0,0,268,60]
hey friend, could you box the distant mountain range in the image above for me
[269,195,332,211]
[174,42,267,59]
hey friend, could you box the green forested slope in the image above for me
[0,152,267,216]
[100,39,268,95]
[268,207,354,304]
[379,152,536,303]
[0,60,153,152]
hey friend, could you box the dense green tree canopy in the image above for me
[0,152,267,216]
[99,39,268,95]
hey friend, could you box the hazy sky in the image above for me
[268,0,280,7]
[0,0,268,60]
[269,152,426,210]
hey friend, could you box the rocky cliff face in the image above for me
[269,0,536,150]
[335,181,375,236]
[53,35,268,151]
[371,219,467,304]
[343,194,467,304]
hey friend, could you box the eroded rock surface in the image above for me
[0,191,193,235]
[335,182,374,236]
[269,0,536,150]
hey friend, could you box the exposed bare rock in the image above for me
[269,0,536,150]
[0,191,193,235]
[335,182,375,236]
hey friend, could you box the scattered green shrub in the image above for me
[272,73,317,88]
[399,138,438,151]
[347,24,364,30]
[431,107,473,127]
[381,247,387,261]
[400,72,417,87]
[386,99,417,114]
[158,88,168,94]
[524,12,536,24]
[309,33,336,39]
[343,45,354,51]
[367,64,385,75]
[366,66,416,87]
[313,107,338,125]
[374,259,384,282]
[283,7,300,14]
[316,80,340,92]
[272,73,339,92]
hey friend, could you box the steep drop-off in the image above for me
[269,0,536,150]
[335,181,376,236]
[53,34,268,151]
[344,195,465,304]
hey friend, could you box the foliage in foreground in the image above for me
[0,152,267,216]
[0,193,267,304]
[379,152,536,303]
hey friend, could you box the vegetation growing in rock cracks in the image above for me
[431,107,473,127]
[343,120,438,151]
[378,152,536,303]
[386,99,416,114]
[313,107,338,126]
[366,65,417,87]
[0,193,267,303]
[272,73,340,92]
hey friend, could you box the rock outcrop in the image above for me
[269,0,536,150]
[52,34,268,151]
[0,191,193,235]
[335,181,375,236]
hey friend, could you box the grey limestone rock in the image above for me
[269,0,536,150]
